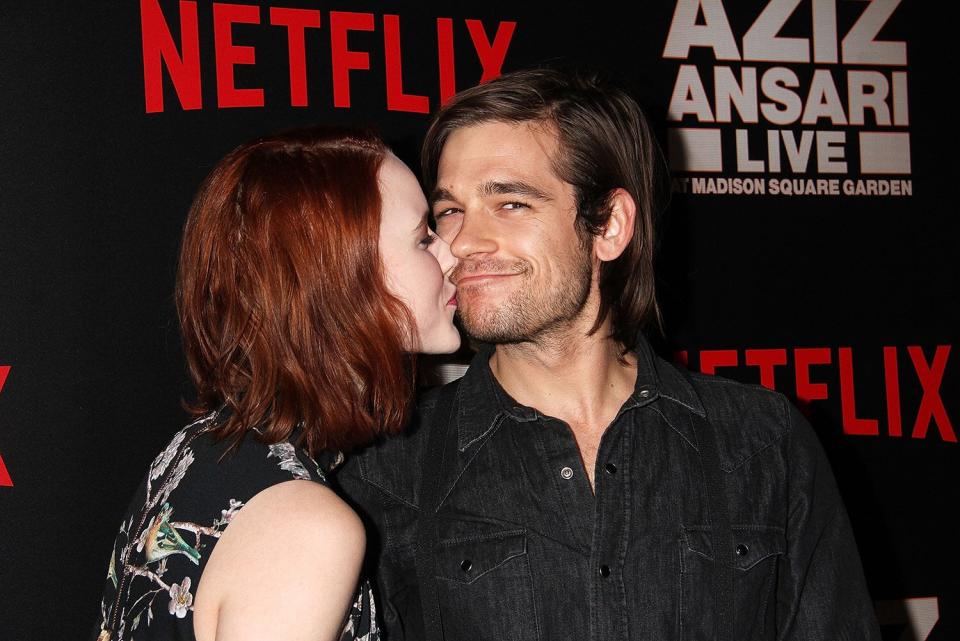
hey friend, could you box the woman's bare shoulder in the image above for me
[194,480,365,641]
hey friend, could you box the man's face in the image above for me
[431,121,594,345]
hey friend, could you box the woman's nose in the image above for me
[435,233,458,274]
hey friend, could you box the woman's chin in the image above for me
[415,329,462,355]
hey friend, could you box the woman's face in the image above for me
[378,154,460,354]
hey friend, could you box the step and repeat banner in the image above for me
[0,1,955,638]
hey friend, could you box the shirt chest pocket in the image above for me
[434,527,540,641]
[680,525,786,641]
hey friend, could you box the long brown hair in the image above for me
[423,68,668,350]
[176,126,415,455]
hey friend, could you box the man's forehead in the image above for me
[442,119,558,155]
[435,120,563,189]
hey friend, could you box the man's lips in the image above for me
[453,273,519,286]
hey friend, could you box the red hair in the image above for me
[176,126,415,454]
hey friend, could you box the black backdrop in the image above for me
[0,1,956,639]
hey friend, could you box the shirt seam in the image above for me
[648,405,699,451]
[357,457,421,511]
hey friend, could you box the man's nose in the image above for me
[450,211,498,259]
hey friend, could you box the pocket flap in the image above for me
[435,529,527,584]
[682,525,785,571]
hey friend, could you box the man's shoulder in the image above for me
[684,368,791,428]
[341,380,455,509]
[657,357,797,472]
[416,383,445,414]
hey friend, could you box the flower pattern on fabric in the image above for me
[340,581,379,641]
[155,449,194,507]
[94,413,379,641]
[150,428,187,481]
[268,441,312,480]
[218,498,244,526]
[168,577,194,618]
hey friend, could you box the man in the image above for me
[339,68,880,641]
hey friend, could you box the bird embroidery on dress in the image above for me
[139,503,201,564]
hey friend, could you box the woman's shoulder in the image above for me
[160,413,334,496]
[93,413,354,641]
[191,468,366,641]
[214,479,363,549]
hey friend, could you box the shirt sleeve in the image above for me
[776,402,882,640]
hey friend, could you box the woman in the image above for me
[93,126,459,641]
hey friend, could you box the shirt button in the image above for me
[460,559,473,572]
[599,564,611,577]
[735,544,749,557]
[605,463,617,474]
[560,466,574,480]
[637,387,652,398]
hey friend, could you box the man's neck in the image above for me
[488,321,638,431]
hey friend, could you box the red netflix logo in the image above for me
[677,346,954,442]
[0,365,12,487]
[140,0,517,113]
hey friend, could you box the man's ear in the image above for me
[594,188,636,263]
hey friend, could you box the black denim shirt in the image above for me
[339,337,881,641]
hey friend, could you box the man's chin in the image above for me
[458,314,497,342]
[458,317,525,345]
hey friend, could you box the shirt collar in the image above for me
[453,334,704,452]
[454,343,537,453]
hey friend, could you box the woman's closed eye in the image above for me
[418,230,438,249]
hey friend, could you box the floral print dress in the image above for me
[93,412,379,641]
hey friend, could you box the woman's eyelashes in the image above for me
[418,229,438,249]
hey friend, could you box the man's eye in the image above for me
[434,207,461,219]
[502,201,529,211]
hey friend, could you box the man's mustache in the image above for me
[450,260,527,285]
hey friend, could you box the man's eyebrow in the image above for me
[429,187,456,206]
[478,180,552,201]
[429,181,553,206]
